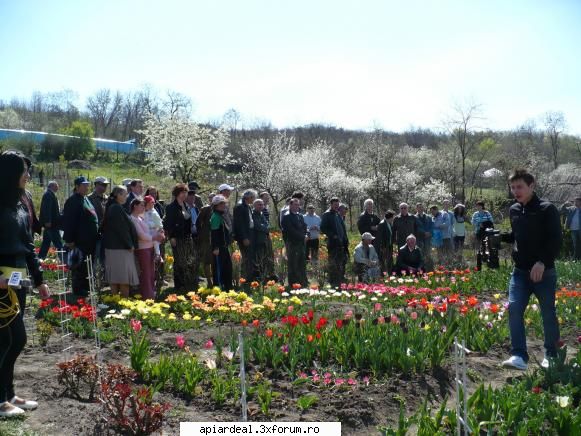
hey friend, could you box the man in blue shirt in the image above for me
[565,196,581,260]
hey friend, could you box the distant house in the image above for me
[0,128,137,153]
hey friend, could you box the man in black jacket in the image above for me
[357,198,380,239]
[281,198,308,287]
[376,210,395,275]
[394,234,423,274]
[320,198,348,288]
[252,198,274,282]
[62,176,99,297]
[501,169,562,371]
[392,203,420,249]
[233,189,257,281]
[38,181,63,259]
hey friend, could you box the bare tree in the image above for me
[543,111,566,169]
[444,100,484,202]
[86,89,123,137]
[162,90,192,119]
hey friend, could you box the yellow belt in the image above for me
[0,266,25,328]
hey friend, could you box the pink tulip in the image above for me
[374,303,382,312]
[175,334,185,349]
[204,339,214,349]
[410,311,418,320]
[130,319,142,333]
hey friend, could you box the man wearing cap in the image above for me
[188,181,204,210]
[62,176,99,297]
[353,232,380,282]
[234,189,257,281]
[38,181,63,259]
[395,234,424,275]
[88,177,109,225]
[218,183,234,230]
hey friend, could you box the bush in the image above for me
[39,135,67,161]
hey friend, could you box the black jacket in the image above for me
[252,210,270,245]
[392,214,419,248]
[0,204,43,286]
[502,194,562,270]
[281,212,307,244]
[88,191,107,228]
[163,200,192,240]
[102,203,138,250]
[39,189,61,228]
[395,245,423,272]
[376,219,393,255]
[320,209,347,247]
[62,193,99,254]
[233,201,254,243]
[357,211,381,236]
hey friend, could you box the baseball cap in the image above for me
[188,181,200,190]
[94,176,110,184]
[74,176,91,186]
[218,183,234,192]
[361,232,375,241]
[211,194,227,205]
[121,178,133,187]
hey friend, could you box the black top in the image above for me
[395,245,423,272]
[252,210,270,245]
[233,201,254,243]
[320,209,348,247]
[281,212,307,244]
[163,200,192,240]
[39,189,61,228]
[357,211,381,236]
[102,203,138,250]
[502,193,562,270]
[392,214,420,248]
[0,204,43,286]
[376,219,393,253]
[62,193,99,254]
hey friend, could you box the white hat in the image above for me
[211,194,227,205]
[122,178,133,186]
[94,176,110,184]
[361,232,375,241]
[218,183,234,192]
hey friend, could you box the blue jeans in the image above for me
[38,227,63,259]
[508,267,559,362]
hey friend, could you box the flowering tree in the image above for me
[138,114,229,182]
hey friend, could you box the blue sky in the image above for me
[1,0,580,133]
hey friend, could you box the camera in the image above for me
[477,227,501,269]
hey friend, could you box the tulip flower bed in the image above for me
[7,262,580,435]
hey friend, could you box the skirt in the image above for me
[105,249,139,286]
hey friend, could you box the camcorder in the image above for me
[476,226,501,270]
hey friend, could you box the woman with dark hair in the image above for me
[102,186,139,297]
[144,186,165,219]
[163,183,197,292]
[0,153,49,417]
[130,199,164,299]
[144,186,166,286]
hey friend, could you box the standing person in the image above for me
[320,198,348,288]
[415,203,433,270]
[130,199,164,300]
[185,189,201,284]
[392,203,420,250]
[281,198,308,288]
[164,183,197,292]
[565,197,581,260]
[353,232,380,282]
[357,199,380,239]
[88,176,109,266]
[452,204,467,258]
[38,181,63,259]
[210,195,233,291]
[471,200,494,244]
[196,193,215,287]
[501,169,562,370]
[62,176,99,297]
[303,205,321,264]
[143,196,164,261]
[430,205,447,265]
[0,152,49,417]
[252,198,274,281]
[279,192,304,228]
[187,181,204,209]
[102,186,139,298]
[376,210,395,276]
[233,190,257,281]
[124,179,143,213]
[440,200,454,259]
[259,192,271,225]
[338,204,350,276]
[145,186,165,220]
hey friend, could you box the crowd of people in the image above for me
[0,147,579,416]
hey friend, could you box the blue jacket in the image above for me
[565,207,580,230]
[415,213,433,240]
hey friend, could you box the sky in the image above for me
[1,0,580,133]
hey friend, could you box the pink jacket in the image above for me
[131,215,154,249]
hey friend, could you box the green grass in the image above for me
[0,417,39,436]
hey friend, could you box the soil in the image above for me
[8,321,579,436]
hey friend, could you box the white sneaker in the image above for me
[541,358,550,369]
[10,396,38,410]
[0,402,25,417]
[502,355,528,370]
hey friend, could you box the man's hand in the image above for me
[371,225,378,231]
[0,278,8,290]
[424,232,431,238]
[38,284,50,299]
[45,223,52,229]
[66,242,75,249]
[212,249,219,256]
[530,261,545,283]
[170,238,177,248]
[243,239,250,247]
